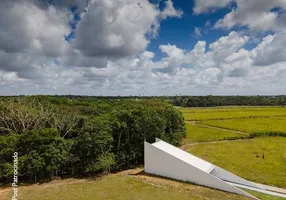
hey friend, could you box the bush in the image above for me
[0,134,19,182]
[249,132,286,138]
[17,129,72,181]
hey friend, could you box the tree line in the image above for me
[0,97,185,183]
[3,95,285,107]
[172,95,286,107]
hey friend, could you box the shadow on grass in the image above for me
[130,169,205,187]
[130,169,258,199]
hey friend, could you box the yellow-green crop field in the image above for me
[180,106,286,194]
[188,137,286,188]
[180,107,286,120]
[200,117,286,134]
[184,123,244,142]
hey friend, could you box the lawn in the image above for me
[199,117,286,134]
[2,169,285,200]
[2,171,253,200]
[187,137,286,188]
[184,123,244,142]
[180,107,286,120]
[247,190,286,200]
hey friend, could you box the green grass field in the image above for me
[199,117,286,134]
[180,107,286,120]
[2,172,253,200]
[181,107,286,199]
[2,170,284,200]
[247,190,285,200]
[185,123,244,142]
[187,137,286,188]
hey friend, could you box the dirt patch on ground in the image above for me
[35,178,88,189]
[0,188,10,200]
[0,178,88,200]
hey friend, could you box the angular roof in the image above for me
[152,139,214,173]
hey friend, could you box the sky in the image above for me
[0,0,286,96]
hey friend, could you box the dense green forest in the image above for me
[173,95,286,107]
[6,95,285,107]
[0,96,185,183]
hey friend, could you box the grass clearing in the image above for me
[180,107,286,120]
[1,169,284,200]
[2,169,255,200]
[184,123,244,142]
[247,190,285,200]
[200,117,286,134]
[187,137,286,188]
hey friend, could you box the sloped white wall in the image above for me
[144,141,257,199]
[211,166,263,189]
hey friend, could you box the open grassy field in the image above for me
[184,123,244,142]
[180,107,286,199]
[1,169,254,200]
[199,117,286,134]
[247,190,285,200]
[187,137,286,188]
[1,169,284,200]
[180,107,286,120]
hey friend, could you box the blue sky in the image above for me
[147,3,232,61]
[146,0,276,60]
[66,0,233,60]
[148,0,239,73]
[0,0,286,95]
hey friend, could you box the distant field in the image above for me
[188,137,286,188]
[185,123,244,142]
[180,107,286,120]
[181,106,286,197]
[200,117,286,134]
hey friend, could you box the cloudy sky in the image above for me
[0,0,286,96]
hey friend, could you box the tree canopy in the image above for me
[0,96,185,182]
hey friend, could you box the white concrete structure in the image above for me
[144,138,263,199]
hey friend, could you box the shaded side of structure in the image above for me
[144,138,260,199]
